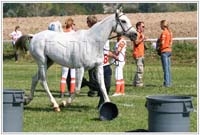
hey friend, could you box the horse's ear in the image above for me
[115,6,123,18]
[115,9,120,18]
[119,6,123,12]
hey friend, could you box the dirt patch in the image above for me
[3,11,197,40]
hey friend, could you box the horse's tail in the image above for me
[15,34,34,53]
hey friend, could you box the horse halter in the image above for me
[109,13,133,40]
[114,13,133,35]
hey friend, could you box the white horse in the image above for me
[24,9,137,112]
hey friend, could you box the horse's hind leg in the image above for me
[24,70,40,105]
[39,64,60,112]
[25,58,54,105]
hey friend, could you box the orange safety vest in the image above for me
[133,32,145,58]
[159,28,172,53]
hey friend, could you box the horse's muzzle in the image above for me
[129,32,137,41]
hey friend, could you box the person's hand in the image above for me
[113,55,119,61]
[143,36,148,41]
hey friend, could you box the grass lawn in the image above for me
[3,41,197,132]
[3,61,197,132]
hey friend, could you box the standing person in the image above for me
[59,18,76,98]
[132,21,146,87]
[9,26,22,62]
[82,15,118,108]
[112,36,127,96]
[157,20,173,87]
[86,15,99,97]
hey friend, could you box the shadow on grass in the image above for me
[24,106,52,112]
[125,84,158,87]
[25,104,93,112]
[61,104,93,112]
[126,129,149,132]
[3,53,15,61]
[91,118,101,121]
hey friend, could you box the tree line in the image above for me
[3,3,197,17]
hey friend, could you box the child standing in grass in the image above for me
[112,36,127,96]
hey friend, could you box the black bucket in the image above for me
[146,95,194,132]
[3,89,24,132]
[99,102,118,121]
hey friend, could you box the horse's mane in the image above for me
[89,14,115,30]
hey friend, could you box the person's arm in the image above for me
[134,33,146,46]
[169,31,173,46]
[115,40,125,55]
[108,51,118,60]
[160,32,166,47]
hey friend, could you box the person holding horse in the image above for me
[59,17,77,98]
[157,20,173,87]
[132,21,147,87]
[83,15,99,97]
[112,35,127,96]
[82,15,118,108]
[9,25,22,62]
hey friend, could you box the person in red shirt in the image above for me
[132,21,147,87]
[158,20,173,87]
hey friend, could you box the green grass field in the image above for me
[3,41,197,132]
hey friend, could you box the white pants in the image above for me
[61,67,76,78]
[115,61,125,80]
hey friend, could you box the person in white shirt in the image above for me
[9,26,22,62]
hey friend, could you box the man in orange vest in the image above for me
[132,21,146,87]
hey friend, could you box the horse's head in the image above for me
[113,8,137,41]
[48,21,63,32]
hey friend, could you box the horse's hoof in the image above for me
[24,96,31,105]
[59,101,67,108]
[67,97,72,105]
[54,107,61,112]
[75,90,80,95]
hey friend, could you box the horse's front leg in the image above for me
[39,65,60,112]
[75,67,84,94]
[96,65,110,102]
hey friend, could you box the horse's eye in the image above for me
[121,20,126,23]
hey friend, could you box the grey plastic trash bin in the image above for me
[3,89,24,132]
[146,95,194,132]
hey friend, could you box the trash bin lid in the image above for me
[146,95,192,103]
[3,89,24,103]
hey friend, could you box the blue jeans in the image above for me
[161,52,171,87]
